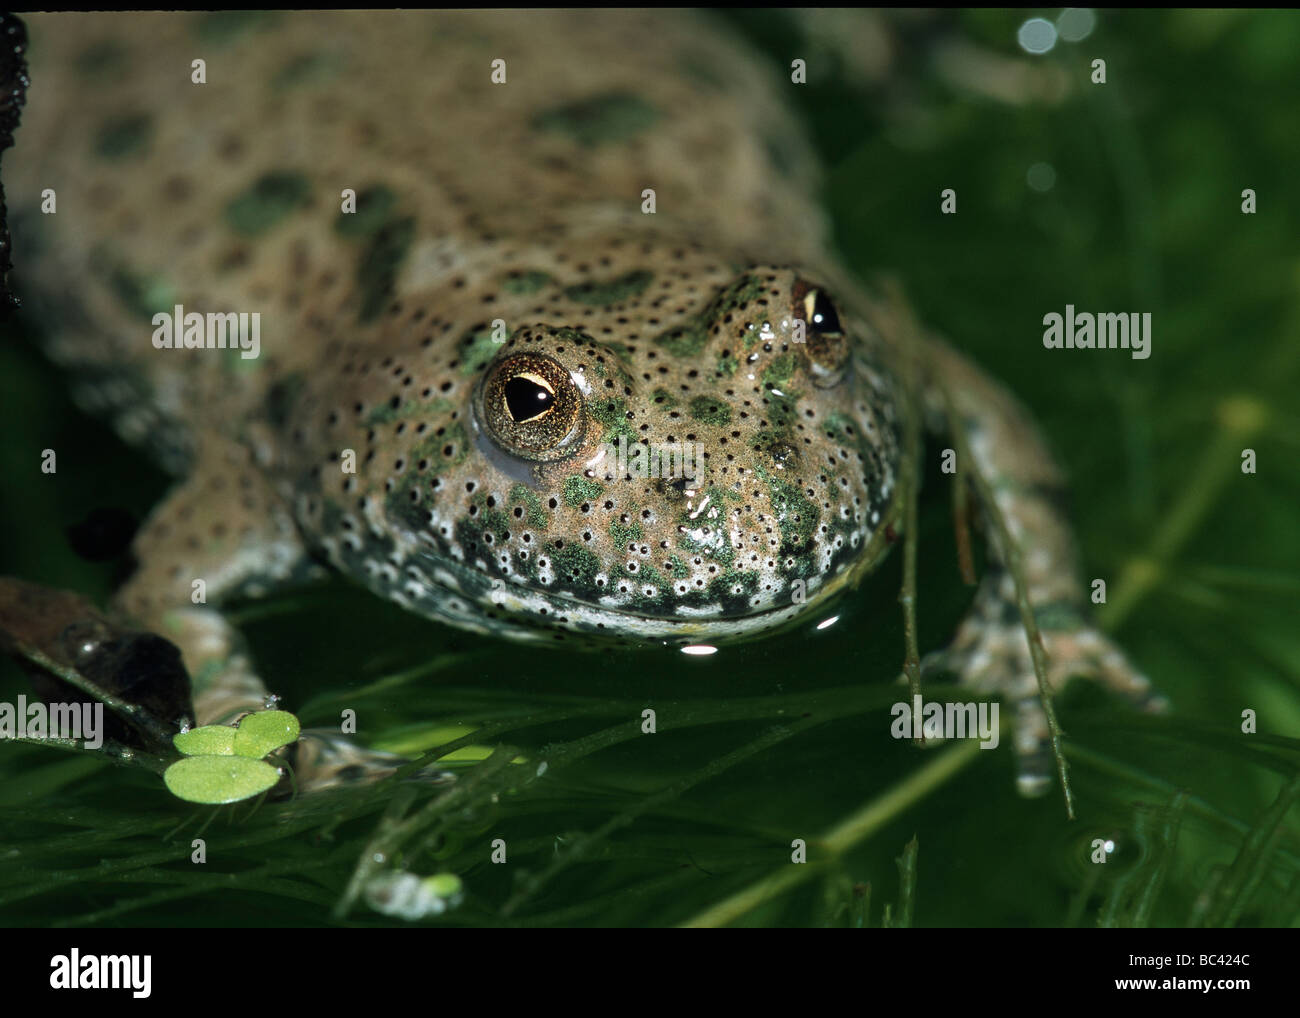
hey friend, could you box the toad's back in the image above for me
[11,11,827,440]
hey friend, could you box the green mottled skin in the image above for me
[10,11,1159,785]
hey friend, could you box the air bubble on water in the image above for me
[681,644,718,656]
[536,761,548,777]
[178,719,191,733]
[816,615,840,631]
[1017,18,1057,54]
[364,871,464,920]
[1027,162,1057,192]
[373,852,387,864]
[1056,8,1097,43]
[263,694,281,709]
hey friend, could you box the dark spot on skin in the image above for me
[271,50,343,91]
[688,395,731,426]
[502,270,553,295]
[563,270,653,305]
[265,373,305,429]
[564,475,603,508]
[357,215,415,321]
[652,323,708,358]
[216,244,251,274]
[552,544,601,586]
[756,465,819,557]
[74,40,129,79]
[751,432,799,466]
[589,395,635,444]
[677,50,728,91]
[164,176,194,202]
[225,171,312,236]
[762,134,799,180]
[762,352,798,389]
[532,91,661,147]
[457,324,501,377]
[654,275,766,357]
[334,185,396,238]
[609,512,643,546]
[94,114,153,160]
[109,266,175,322]
[509,484,548,528]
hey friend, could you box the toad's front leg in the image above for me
[116,432,441,793]
[909,326,1165,796]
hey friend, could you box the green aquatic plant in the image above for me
[163,710,301,805]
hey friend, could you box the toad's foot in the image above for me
[921,567,1167,795]
[158,606,449,795]
[288,731,454,793]
[114,434,449,794]
[904,327,1167,800]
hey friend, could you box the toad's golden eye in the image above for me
[476,352,585,461]
[792,279,851,388]
[802,287,843,336]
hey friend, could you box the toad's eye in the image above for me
[792,280,851,388]
[803,288,843,336]
[477,353,585,461]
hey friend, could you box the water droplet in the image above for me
[1017,17,1057,54]
[1027,162,1057,193]
[1056,8,1097,43]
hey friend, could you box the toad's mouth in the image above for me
[349,494,902,647]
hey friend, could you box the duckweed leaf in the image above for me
[172,725,238,757]
[163,756,281,805]
[231,710,301,759]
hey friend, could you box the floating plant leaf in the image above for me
[163,755,281,805]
